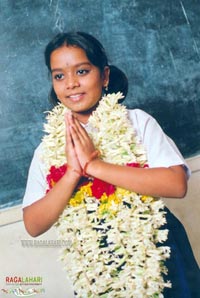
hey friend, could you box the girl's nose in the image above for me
[65,74,79,89]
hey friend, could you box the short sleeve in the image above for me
[128,109,190,178]
[22,143,47,208]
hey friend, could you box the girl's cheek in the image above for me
[53,82,59,92]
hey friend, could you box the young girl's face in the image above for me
[50,45,109,122]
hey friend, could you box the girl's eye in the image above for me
[54,74,64,80]
[77,69,90,75]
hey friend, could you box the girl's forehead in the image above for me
[50,46,91,67]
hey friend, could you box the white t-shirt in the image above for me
[22,109,190,208]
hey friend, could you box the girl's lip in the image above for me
[67,93,85,102]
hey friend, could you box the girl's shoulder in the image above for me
[128,108,156,124]
[127,108,159,138]
[127,108,190,176]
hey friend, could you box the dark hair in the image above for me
[44,32,128,105]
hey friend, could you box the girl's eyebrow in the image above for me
[51,62,91,73]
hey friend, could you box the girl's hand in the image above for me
[65,112,82,176]
[67,114,96,169]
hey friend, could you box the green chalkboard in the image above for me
[0,0,199,208]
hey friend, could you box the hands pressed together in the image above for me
[65,112,98,177]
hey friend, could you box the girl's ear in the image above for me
[102,66,110,88]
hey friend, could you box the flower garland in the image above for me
[42,92,171,298]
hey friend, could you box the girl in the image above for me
[23,32,200,297]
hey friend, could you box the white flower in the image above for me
[42,93,171,297]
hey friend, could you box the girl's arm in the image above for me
[23,169,80,237]
[86,160,187,198]
[23,113,82,237]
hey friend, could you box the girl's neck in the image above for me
[72,111,91,124]
[72,103,99,124]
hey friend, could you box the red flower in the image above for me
[45,161,149,195]
[91,178,115,199]
[127,162,149,168]
[126,162,141,168]
[46,164,67,190]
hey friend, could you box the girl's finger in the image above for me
[65,113,76,154]
[73,116,92,145]
[67,116,87,146]
[65,113,72,143]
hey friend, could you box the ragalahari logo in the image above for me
[1,287,45,296]
[2,276,45,296]
[5,276,42,285]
